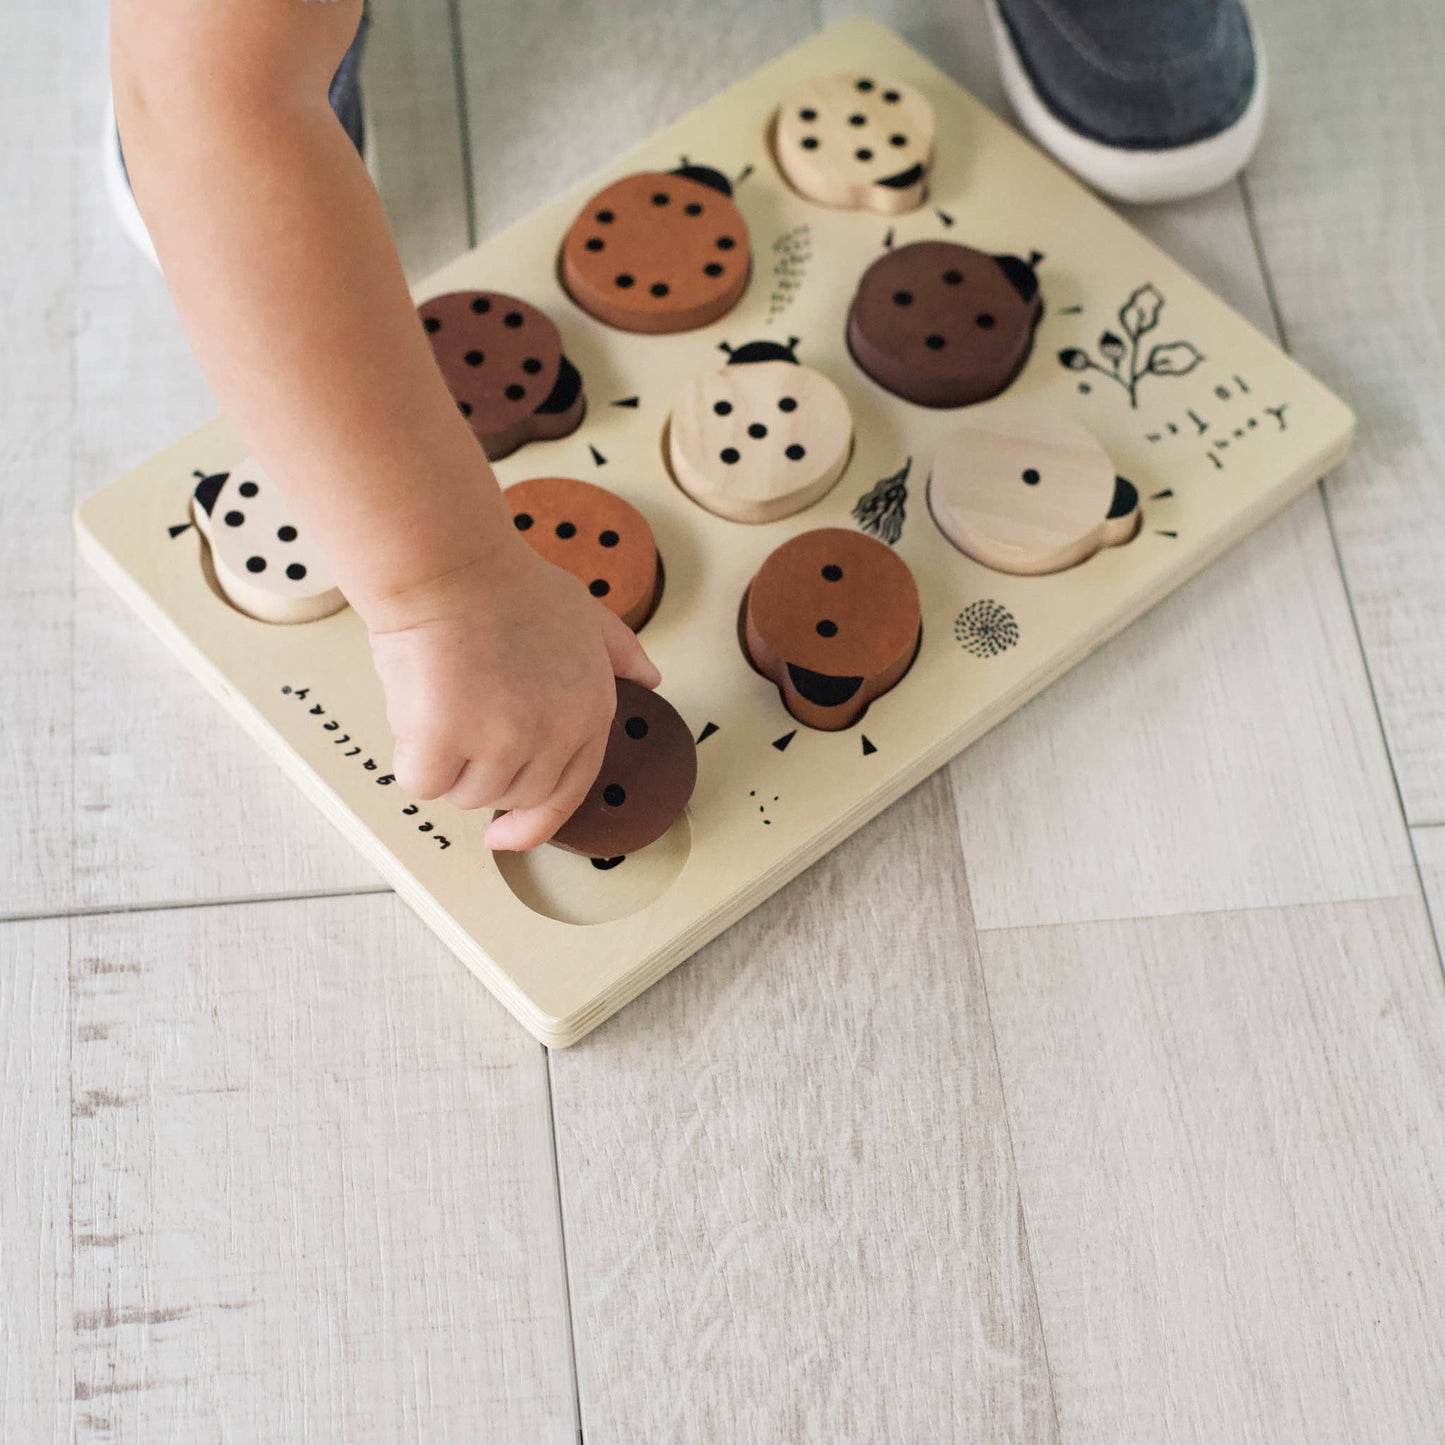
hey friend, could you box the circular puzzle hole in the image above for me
[493,812,692,926]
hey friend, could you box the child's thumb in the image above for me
[602,612,661,690]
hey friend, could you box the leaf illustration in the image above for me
[1119,283,1164,340]
[1058,347,1090,371]
[1146,341,1204,376]
[1099,330,1126,366]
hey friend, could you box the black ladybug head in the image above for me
[994,250,1044,305]
[191,468,229,516]
[719,336,800,366]
[1108,475,1139,520]
[672,158,734,197]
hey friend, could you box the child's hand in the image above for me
[366,542,660,851]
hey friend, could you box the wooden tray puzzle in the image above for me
[76,17,1354,1045]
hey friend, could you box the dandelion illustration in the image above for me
[1058,283,1203,408]
[954,600,1020,658]
[767,224,813,321]
[852,457,910,545]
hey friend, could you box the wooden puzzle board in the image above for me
[76,17,1354,1047]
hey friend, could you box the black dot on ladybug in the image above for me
[800,107,817,121]
[238,481,259,498]
[503,311,523,328]
[976,313,996,329]
[615,273,635,289]
[650,282,670,298]
[890,133,907,147]
[464,349,484,366]
[277,525,297,542]
[624,716,649,740]
[684,202,703,216]
[522,357,542,374]
[856,78,875,92]
[602,783,626,807]
[786,443,806,460]
[816,619,838,637]
[556,521,576,539]
[848,113,867,126]
[589,578,611,598]
[651,192,670,206]
[246,556,266,574]
[721,447,741,465]
[596,209,614,224]
[925,334,946,350]
[704,262,724,277]
[286,563,307,581]
[470,296,491,314]
[505,383,526,401]
[893,290,913,306]
[883,89,901,103]
[822,564,843,581]
[585,237,604,252]
[458,401,473,417]
[748,422,768,439]
[801,136,820,150]
[513,512,533,531]
[599,529,619,548]
[943,269,963,284]
[1022,468,1041,485]
[856,148,874,162]
[714,400,733,416]
[778,396,797,412]
[224,510,244,527]
[423,316,441,334]
[716,236,736,251]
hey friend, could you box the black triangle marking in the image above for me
[861,735,878,756]
[882,227,895,249]
[1151,488,1175,500]
[1155,530,1179,538]
[696,721,719,744]
[937,209,954,227]
[168,522,193,538]
[589,444,607,466]
[611,396,640,409]
[1058,304,1084,315]
[772,730,796,752]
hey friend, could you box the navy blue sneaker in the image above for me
[989,0,1266,203]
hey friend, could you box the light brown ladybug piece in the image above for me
[773,73,935,214]
[419,290,586,460]
[743,527,921,731]
[560,163,751,334]
[551,679,697,858]
[504,476,662,632]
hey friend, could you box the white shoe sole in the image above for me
[987,0,1268,205]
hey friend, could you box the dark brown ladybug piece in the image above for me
[419,290,586,459]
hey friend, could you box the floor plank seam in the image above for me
[1,883,394,928]
[446,0,479,252]
[544,1047,586,1444]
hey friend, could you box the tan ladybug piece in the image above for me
[667,338,854,524]
[928,411,1141,575]
[560,162,751,334]
[773,72,935,214]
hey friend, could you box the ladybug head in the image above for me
[672,157,734,198]
[993,250,1044,305]
[719,336,800,366]
[191,467,229,516]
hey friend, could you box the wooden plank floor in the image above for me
[4,0,1445,1439]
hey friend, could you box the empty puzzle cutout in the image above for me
[928,410,1141,575]
[666,337,853,523]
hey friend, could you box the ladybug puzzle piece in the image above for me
[744,527,922,731]
[419,290,586,460]
[928,411,1141,575]
[550,679,698,857]
[848,240,1043,407]
[560,162,751,334]
[666,338,854,524]
[773,72,935,214]
[191,460,345,624]
[504,476,663,631]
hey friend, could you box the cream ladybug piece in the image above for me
[191,459,346,624]
[773,73,935,214]
[666,339,854,524]
[928,411,1141,576]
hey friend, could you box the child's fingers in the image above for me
[442,755,515,812]
[601,612,661,691]
[485,733,606,851]
[392,738,466,800]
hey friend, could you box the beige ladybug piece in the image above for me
[667,338,853,524]
[191,458,346,624]
[927,411,1141,576]
[773,73,935,214]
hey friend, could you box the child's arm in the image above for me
[112,0,657,850]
